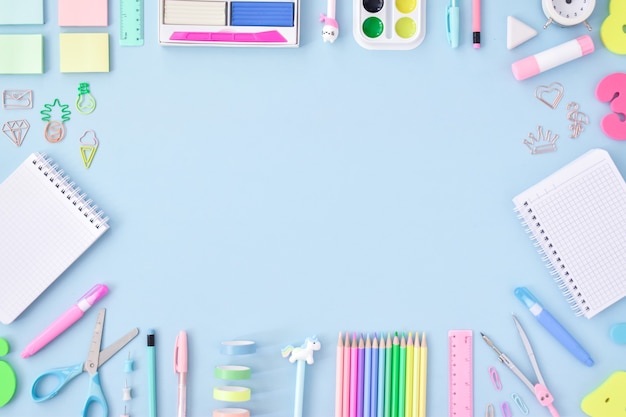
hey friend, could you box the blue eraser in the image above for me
[609,323,626,344]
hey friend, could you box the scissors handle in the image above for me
[31,362,84,402]
[82,371,108,417]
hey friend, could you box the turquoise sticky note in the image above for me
[0,0,44,25]
[0,35,43,74]
[59,33,109,73]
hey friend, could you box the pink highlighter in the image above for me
[512,35,594,81]
[21,284,109,358]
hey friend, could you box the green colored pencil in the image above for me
[384,333,392,417]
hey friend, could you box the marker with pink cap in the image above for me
[21,284,109,358]
[512,35,595,81]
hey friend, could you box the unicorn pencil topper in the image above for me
[282,336,321,417]
[282,336,321,365]
[320,0,338,43]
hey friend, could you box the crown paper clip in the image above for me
[523,126,559,155]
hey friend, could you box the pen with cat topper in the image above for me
[320,0,338,42]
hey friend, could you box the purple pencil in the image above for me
[350,333,358,417]
[357,335,365,417]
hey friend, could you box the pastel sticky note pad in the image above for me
[58,0,108,26]
[59,33,109,73]
[0,0,44,24]
[0,35,43,74]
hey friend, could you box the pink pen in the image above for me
[472,0,481,48]
[21,284,108,358]
[174,330,188,417]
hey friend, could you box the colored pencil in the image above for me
[350,333,358,417]
[377,333,386,417]
[405,333,414,417]
[343,332,351,417]
[370,335,379,417]
[357,335,365,417]
[336,332,344,417]
[418,333,427,417]
[411,332,420,417]
[384,333,392,417]
[398,334,406,417]
[391,333,400,417]
[363,335,372,417]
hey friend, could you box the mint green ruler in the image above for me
[120,0,144,46]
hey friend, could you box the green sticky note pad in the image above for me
[0,34,43,74]
[60,33,109,73]
[0,0,44,25]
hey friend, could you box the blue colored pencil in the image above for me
[377,333,386,417]
[364,335,372,417]
[370,335,379,417]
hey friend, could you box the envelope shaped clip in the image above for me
[2,90,33,109]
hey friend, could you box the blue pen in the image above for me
[147,329,157,417]
[514,287,594,367]
[446,0,460,48]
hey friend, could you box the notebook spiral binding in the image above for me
[515,201,589,317]
[31,153,109,230]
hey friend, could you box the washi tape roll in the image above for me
[215,365,251,380]
[213,408,250,417]
[220,341,256,355]
[213,386,251,402]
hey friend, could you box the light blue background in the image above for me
[1,0,626,416]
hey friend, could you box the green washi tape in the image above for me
[215,365,251,380]
[213,386,251,402]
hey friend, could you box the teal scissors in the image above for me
[31,309,138,416]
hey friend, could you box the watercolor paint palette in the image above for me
[158,0,300,47]
[353,0,426,50]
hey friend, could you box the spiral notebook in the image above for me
[0,153,109,325]
[513,148,626,319]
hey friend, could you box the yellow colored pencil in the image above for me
[411,332,420,417]
[418,333,427,417]
[405,332,414,417]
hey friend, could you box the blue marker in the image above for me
[514,287,594,367]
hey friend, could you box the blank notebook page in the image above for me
[513,148,626,318]
[0,153,109,324]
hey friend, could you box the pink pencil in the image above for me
[336,332,344,417]
[343,333,351,417]
[350,333,358,417]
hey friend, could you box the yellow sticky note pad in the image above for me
[60,33,109,73]
[0,34,43,74]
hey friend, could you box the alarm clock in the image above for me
[542,0,595,30]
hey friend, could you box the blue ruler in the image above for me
[120,0,144,46]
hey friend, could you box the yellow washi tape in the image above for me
[213,408,250,417]
[213,386,251,402]
[214,365,251,380]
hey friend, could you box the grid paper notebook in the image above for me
[0,153,109,324]
[513,148,626,319]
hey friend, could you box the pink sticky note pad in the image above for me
[58,0,108,27]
